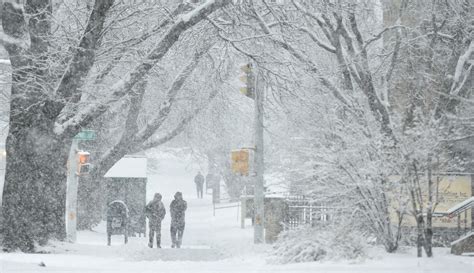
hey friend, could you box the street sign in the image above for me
[74,130,96,140]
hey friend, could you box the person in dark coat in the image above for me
[145,193,166,248]
[194,171,205,199]
[170,191,187,248]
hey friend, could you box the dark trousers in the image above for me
[170,224,185,248]
[196,184,203,198]
[149,222,162,248]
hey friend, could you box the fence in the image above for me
[285,196,332,229]
[213,197,240,220]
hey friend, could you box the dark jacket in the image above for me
[145,199,166,227]
[170,198,187,227]
[194,174,204,186]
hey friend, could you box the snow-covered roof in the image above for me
[104,156,147,178]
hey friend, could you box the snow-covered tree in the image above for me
[0,0,230,252]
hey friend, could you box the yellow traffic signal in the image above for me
[231,149,251,176]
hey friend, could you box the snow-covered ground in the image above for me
[1,152,473,272]
[1,198,473,273]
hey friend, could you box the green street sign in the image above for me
[74,130,96,140]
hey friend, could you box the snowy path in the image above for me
[1,196,473,273]
[1,153,473,272]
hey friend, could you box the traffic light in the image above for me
[239,63,255,99]
[231,149,253,176]
[76,151,91,176]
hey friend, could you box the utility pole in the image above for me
[237,62,264,243]
[252,64,264,244]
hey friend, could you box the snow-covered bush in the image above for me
[269,224,368,264]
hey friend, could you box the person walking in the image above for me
[194,171,205,199]
[145,193,166,248]
[170,191,187,248]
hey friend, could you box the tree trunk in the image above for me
[425,156,433,257]
[425,212,433,257]
[1,110,70,251]
[416,213,423,258]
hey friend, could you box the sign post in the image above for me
[66,130,95,242]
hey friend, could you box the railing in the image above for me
[447,197,474,217]
[446,197,474,239]
[212,197,240,220]
[285,196,332,229]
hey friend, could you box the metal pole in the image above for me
[253,64,264,244]
[237,201,240,221]
[66,139,79,242]
[241,195,246,228]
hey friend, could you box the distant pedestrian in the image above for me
[145,193,166,248]
[194,171,205,199]
[170,191,187,248]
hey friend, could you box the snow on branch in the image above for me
[138,86,219,152]
[0,32,29,50]
[1,2,29,52]
[249,2,351,108]
[90,46,211,177]
[363,25,406,50]
[54,0,230,137]
[93,4,192,85]
[181,0,217,23]
[298,27,336,53]
[51,0,115,120]
[450,40,473,96]
[132,45,211,143]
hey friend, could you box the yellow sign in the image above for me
[231,149,250,176]
[390,175,472,228]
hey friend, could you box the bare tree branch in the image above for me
[138,85,220,151]
[89,42,212,178]
[54,0,230,137]
[53,0,115,111]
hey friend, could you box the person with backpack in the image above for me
[145,193,166,248]
[170,191,187,248]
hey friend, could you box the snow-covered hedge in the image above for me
[269,224,368,264]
